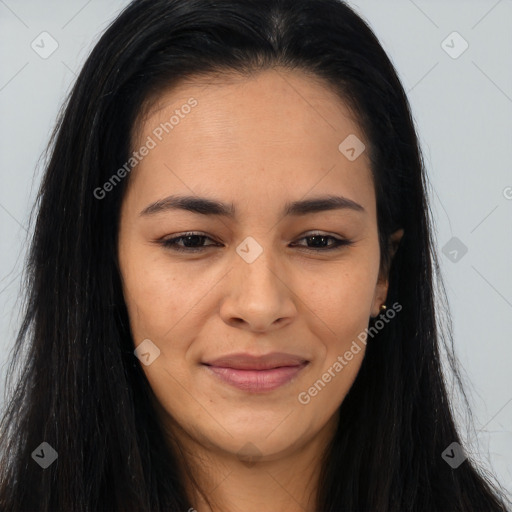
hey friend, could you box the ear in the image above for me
[370,228,404,318]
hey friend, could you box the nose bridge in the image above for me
[234,233,281,292]
[220,233,296,330]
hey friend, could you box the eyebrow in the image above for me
[139,194,365,218]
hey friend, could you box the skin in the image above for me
[118,67,403,512]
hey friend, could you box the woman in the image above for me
[0,0,509,510]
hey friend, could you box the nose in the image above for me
[219,243,297,333]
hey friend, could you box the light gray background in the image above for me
[1,0,511,499]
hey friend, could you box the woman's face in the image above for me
[118,68,398,463]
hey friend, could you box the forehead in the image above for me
[127,68,374,219]
[136,67,365,147]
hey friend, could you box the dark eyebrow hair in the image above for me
[139,194,365,218]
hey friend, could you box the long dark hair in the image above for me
[0,0,509,510]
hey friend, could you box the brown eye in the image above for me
[158,231,354,254]
[160,232,218,253]
[292,233,354,252]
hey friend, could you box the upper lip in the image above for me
[202,352,309,370]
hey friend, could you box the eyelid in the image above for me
[291,231,354,251]
[157,232,217,252]
[157,230,354,253]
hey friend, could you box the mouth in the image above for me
[201,352,310,392]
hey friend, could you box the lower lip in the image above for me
[203,363,308,392]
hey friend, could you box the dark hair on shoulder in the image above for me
[0,0,509,510]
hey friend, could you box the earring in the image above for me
[371,304,387,320]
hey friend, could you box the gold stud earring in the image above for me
[380,304,387,312]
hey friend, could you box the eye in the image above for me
[292,232,354,252]
[159,232,219,253]
[157,231,354,253]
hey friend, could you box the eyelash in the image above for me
[158,231,354,253]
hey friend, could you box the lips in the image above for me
[202,352,309,392]
[203,352,309,370]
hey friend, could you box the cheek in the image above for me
[121,251,221,365]
[302,261,378,342]
[298,269,374,413]
[125,277,186,342]
[119,243,184,340]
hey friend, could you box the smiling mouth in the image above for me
[201,359,309,392]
